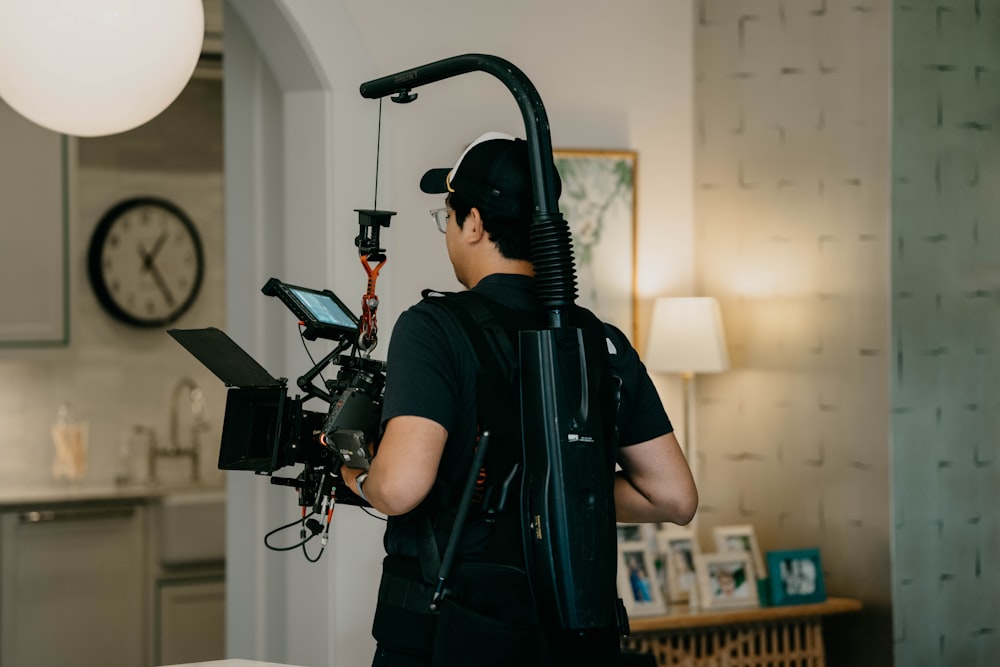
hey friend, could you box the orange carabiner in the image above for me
[359,254,386,350]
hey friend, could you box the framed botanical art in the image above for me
[713,524,766,584]
[695,552,760,611]
[655,526,701,606]
[616,523,667,616]
[766,548,827,606]
[553,149,638,345]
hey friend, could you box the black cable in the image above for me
[359,505,387,521]
[373,101,381,207]
[264,511,321,552]
[303,543,325,563]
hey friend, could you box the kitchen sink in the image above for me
[156,488,226,565]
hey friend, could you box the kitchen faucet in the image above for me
[148,377,209,483]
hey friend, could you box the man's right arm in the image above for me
[341,414,446,516]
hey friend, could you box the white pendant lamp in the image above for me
[0,0,204,137]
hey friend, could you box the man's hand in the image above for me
[346,415,447,516]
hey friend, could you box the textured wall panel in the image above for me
[694,2,892,665]
[892,2,1000,664]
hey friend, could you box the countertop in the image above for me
[160,661,306,667]
[0,481,225,508]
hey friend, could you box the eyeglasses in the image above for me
[430,207,450,233]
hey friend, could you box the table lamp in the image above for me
[644,297,729,483]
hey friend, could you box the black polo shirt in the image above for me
[380,273,672,558]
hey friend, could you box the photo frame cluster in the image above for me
[615,522,828,614]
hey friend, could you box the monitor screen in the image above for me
[262,278,359,341]
[289,287,358,331]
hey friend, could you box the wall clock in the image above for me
[87,196,205,328]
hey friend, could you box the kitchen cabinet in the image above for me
[149,489,226,665]
[0,501,147,667]
[155,576,225,665]
[0,99,68,347]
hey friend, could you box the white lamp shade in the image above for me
[645,296,729,374]
[0,0,204,137]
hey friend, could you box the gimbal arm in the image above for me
[360,54,577,327]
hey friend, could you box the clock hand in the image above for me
[137,242,154,273]
[137,241,175,306]
[148,230,169,261]
[147,261,176,308]
[138,230,170,273]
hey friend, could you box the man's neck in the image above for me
[464,259,533,288]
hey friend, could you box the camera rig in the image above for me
[169,209,394,555]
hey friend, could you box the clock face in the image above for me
[87,197,205,327]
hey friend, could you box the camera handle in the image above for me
[295,338,353,404]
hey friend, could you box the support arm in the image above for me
[360,53,577,325]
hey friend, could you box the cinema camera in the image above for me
[169,210,393,556]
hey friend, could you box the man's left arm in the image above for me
[614,431,697,525]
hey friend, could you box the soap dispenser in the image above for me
[51,402,88,482]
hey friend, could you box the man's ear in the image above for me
[464,207,487,242]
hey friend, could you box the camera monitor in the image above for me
[262,278,359,341]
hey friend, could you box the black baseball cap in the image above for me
[419,131,560,218]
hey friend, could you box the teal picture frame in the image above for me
[766,548,826,606]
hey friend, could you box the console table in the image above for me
[622,597,862,667]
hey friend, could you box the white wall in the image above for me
[224,2,694,665]
[342,0,696,343]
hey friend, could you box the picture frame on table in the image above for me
[766,548,827,606]
[553,149,639,348]
[655,526,701,606]
[617,523,667,616]
[713,524,766,584]
[694,552,760,610]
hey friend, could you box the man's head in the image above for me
[420,131,561,261]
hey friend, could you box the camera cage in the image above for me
[169,275,385,511]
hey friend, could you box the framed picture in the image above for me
[766,548,827,606]
[617,523,648,545]
[617,523,667,616]
[713,524,766,582]
[695,552,760,610]
[656,526,701,605]
[553,149,638,346]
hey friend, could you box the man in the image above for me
[341,131,697,666]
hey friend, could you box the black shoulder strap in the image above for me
[419,291,529,566]
[424,290,521,382]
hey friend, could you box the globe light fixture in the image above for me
[0,0,204,137]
